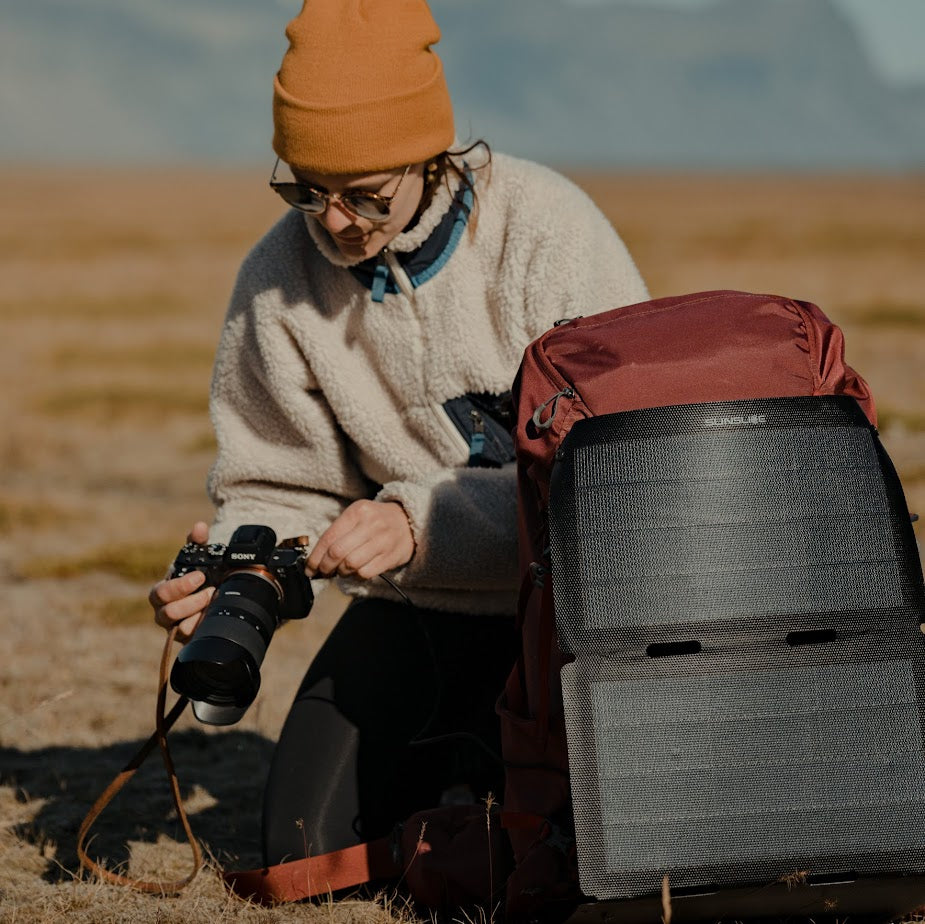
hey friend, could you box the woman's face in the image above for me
[292,162,426,261]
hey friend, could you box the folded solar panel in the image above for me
[549,397,925,912]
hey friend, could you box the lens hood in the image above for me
[171,636,261,722]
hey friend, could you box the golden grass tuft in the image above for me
[183,430,219,456]
[37,385,210,419]
[18,540,178,583]
[777,869,810,890]
[687,222,925,261]
[2,292,202,321]
[844,301,925,328]
[0,496,74,534]
[48,343,217,374]
[83,596,158,627]
[1,223,258,262]
[901,465,925,485]
[876,406,925,435]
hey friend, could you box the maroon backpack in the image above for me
[223,291,875,914]
[499,290,875,916]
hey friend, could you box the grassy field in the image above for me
[1,166,923,923]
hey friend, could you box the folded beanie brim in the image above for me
[272,67,454,173]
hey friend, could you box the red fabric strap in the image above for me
[222,836,401,904]
[500,810,547,832]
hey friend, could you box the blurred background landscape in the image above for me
[1,1,923,921]
[4,0,925,169]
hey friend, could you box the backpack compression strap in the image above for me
[222,836,402,903]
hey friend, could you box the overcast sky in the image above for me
[569,0,925,86]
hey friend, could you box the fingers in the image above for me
[306,502,365,575]
[150,579,212,626]
[150,577,215,633]
[149,520,214,642]
[329,536,385,579]
[149,568,207,609]
[151,585,215,642]
[173,612,208,644]
[308,500,414,579]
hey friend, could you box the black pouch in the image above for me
[443,391,516,468]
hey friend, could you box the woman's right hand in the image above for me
[149,521,216,643]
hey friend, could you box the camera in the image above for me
[168,524,314,726]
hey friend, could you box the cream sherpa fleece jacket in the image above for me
[207,151,648,613]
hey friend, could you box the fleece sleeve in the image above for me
[519,165,649,340]
[375,465,518,591]
[207,281,371,547]
[371,167,648,598]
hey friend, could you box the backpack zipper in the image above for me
[532,386,576,430]
[468,409,487,463]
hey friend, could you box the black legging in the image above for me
[262,597,518,865]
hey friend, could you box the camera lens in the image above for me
[170,571,282,724]
[189,660,246,695]
[173,636,259,706]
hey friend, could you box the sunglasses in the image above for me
[269,159,411,222]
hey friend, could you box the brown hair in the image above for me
[418,139,492,236]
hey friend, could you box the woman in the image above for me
[150,0,647,867]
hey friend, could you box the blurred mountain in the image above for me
[3,0,924,168]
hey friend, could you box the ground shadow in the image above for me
[1,728,275,882]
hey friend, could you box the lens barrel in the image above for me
[170,571,281,725]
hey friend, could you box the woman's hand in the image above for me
[307,500,415,579]
[149,521,216,643]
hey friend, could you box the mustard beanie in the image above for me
[272,0,455,174]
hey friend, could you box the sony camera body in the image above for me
[169,524,313,726]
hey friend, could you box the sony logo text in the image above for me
[230,552,257,560]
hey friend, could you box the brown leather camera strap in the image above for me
[77,626,204,893]
[77,625,402,903]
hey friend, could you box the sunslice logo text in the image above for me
[703,414,768,427]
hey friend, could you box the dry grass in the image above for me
[48,342,218,372]
[0,497,75,534]
[83,595,161,628]
[1,292,204,321]
[36,384,211,420]
[16,539,181,583]
[876,406,925,435]
[843,300,925,328]
[183,430,219,456]
[1,165,924,923]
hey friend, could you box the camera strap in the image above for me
[77,622,550,906]
[77,625,403,902]
[77,626,204,894]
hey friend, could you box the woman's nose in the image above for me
[318,198,360,234]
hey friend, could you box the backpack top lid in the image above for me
[512,290,875,503]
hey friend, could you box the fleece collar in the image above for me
[303,160,473,301]
[350,172,473,302]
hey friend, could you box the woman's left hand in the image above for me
[307,499,415,579]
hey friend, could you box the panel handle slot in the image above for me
[786,628,838,646]
[645,640,702,657]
